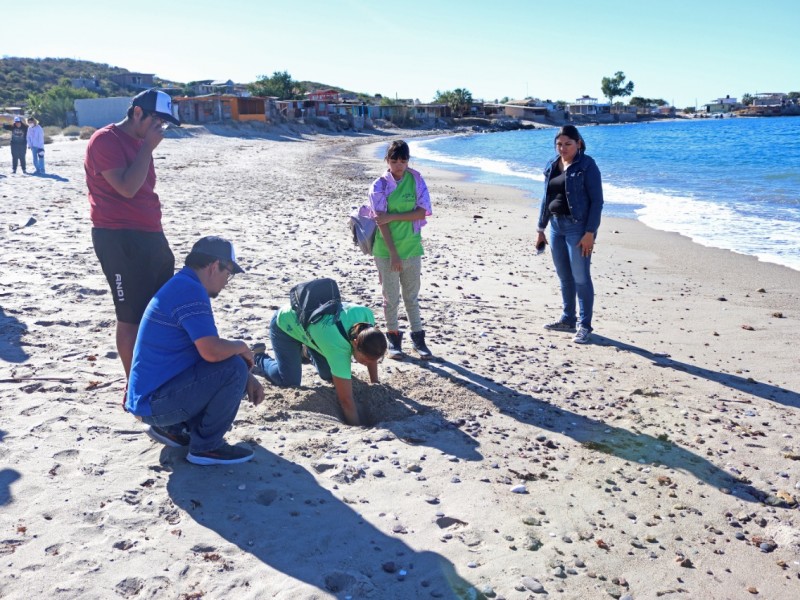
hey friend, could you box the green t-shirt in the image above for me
[275,302,376,379]
[372,172,424,259]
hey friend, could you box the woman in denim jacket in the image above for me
[535,125,604,344]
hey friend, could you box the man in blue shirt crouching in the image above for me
[126,236,264,465]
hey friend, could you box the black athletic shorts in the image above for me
[92,228,175,324]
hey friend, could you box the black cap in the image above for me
[131,88,181,126]
[187,236,244,274]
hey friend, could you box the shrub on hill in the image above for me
[0,57,132,107]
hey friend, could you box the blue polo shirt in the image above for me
[126,267,218,416]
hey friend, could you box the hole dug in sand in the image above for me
[268,378,425,427]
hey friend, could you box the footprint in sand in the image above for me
[53,449,79,461]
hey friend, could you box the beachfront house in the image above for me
[367,104,411,124]
[703,95,739,114]
[567,96,643,123]
[737,93,792,117]
[173,95,269,124]
[413,103,451,123]
[191,80,236,95]
[330,102,371,129]
[752,93,787,107]
[504,101,549,122]
[109,73,155,90]
[307,89,341,104]
[569,96,601,115]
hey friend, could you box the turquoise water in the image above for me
[405,117,800,271]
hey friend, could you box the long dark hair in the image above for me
[349,322,387,359]
[555,125,586,151]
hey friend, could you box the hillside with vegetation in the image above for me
[0,57,179,108]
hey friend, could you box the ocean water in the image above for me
[404,117,800,271]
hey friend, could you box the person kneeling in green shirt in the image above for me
[253,303,386,426]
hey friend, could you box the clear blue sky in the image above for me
[5,0,797,108]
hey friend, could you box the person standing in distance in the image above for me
[85,89,180,378]
[2,116,28,173]
[26,117,45,175]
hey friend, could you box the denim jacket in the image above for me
[537,151,603,235]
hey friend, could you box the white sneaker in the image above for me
[573,327,592,344]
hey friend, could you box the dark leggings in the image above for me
[11,144,26,172]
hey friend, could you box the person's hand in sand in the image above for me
[252,303,387,427]
[245,374,264,406]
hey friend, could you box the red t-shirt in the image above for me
[84,124,162,232]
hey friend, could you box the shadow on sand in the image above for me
[593,335,799,409]
[166,445,486,599]
[416,357,777,506]
[32,172,69,182]
[0,430,20,507]
[0,308,29,363]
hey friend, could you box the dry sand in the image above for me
[1,124,799,600]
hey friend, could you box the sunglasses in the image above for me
[219,262,237,283]
[142,111,170,130]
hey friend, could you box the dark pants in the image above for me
[11,144,26,172]
[141,356,249,453]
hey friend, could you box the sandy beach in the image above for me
[1,124,799,600]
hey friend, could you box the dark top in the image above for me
[2,123,28,145]
[546,161,570,216]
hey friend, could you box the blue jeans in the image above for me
[257,312,332,386]
[549,216,594,330]
[141,356,249,453]
[30,147,45,174]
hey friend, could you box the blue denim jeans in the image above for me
[256,312,332,386]
[141,356,249,453]
[549,216,594,330]
[30,147,45,174]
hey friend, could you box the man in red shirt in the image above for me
[85,89,181,377]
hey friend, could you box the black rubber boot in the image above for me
[386,331,404,360]
[410,330,433,360]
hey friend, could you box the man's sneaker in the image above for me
[187,443,254,465]
[543,319,576,332]
[386,331,404,360]
[573,326,592,344]
[410,330,433,360]
[145,424,190,448]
